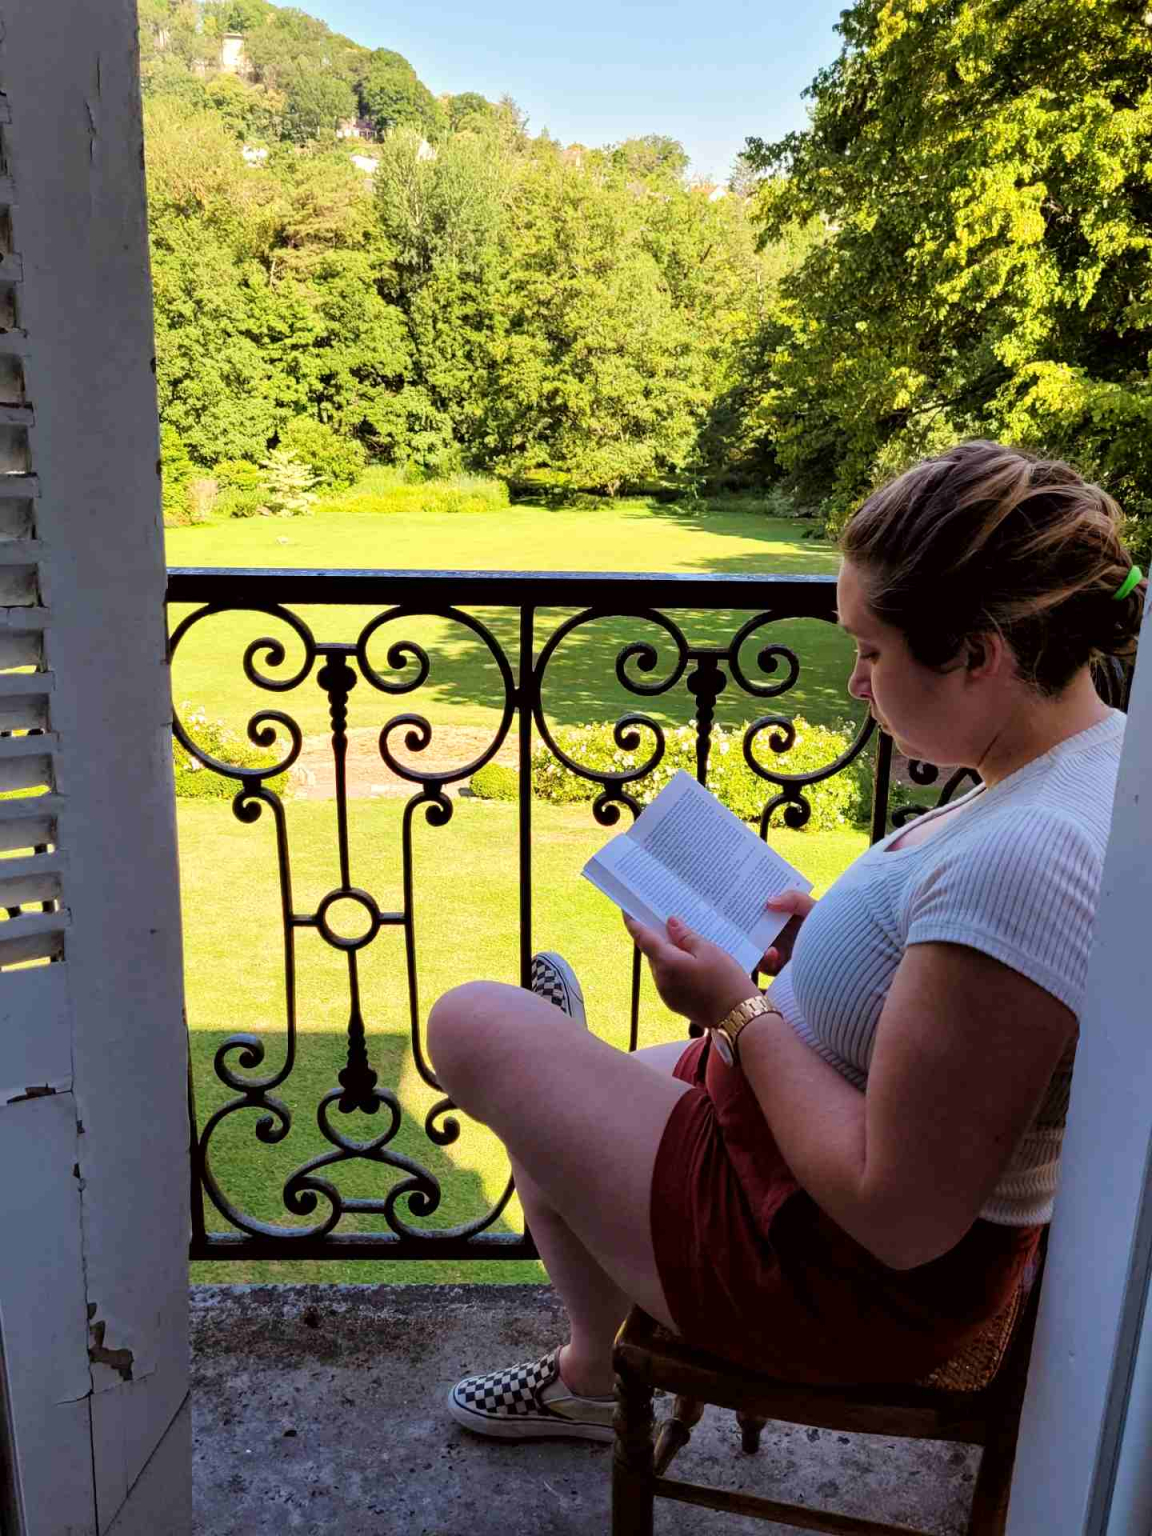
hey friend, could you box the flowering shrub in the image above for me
[468,717,872,832]
[469,762,518,801]
[172,703,292,801]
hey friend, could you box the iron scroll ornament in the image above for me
[174,600,521,1249]
[532,604,873,834]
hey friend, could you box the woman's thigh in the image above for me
[633,1038,695,1076]
[428,982,695,1326]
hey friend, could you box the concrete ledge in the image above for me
[192,1283,982,1535]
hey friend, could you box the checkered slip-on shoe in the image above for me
[529,951,586,1027]
[447,1347,615,1442]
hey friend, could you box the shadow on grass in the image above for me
[189,1026,544,1286]
[169,505,859,745]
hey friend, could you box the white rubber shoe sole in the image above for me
[447,1347,614,1442]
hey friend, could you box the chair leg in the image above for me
[966,1428,1019,1536]
[654,1396,705,1475]
[613,1367,656,1536]
[736,1410,768,1454]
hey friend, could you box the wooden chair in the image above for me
[612,1242,1045,1536]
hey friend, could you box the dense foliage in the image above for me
[740,0,1152,549]
[173,703,291,798]
[141,1,798,505]
[468,720,872,832]
[142,0,1152,544]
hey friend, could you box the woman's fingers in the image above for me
[623,913,670,960]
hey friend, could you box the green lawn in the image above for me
[166,498,861,745]
[184,795,868,1285]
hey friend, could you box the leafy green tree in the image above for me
[260,447,317,515]
[611,134,689,180]
[727,152,761,199]
[447,91,493,133]
[375,125,508,284]
[140,7,793,495]
[278,417,366,490]
[479,148,708,491]
[282,65,356,144]
[203,0,270,32]
[359,49,446,141]
[204,74,283,140]
[243,8,366,93]
[741,0,1152,535]
[139,0,217,85]
[159,422,194,520]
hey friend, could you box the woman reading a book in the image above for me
[429,440,1145,1442]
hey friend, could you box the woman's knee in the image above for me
[427,980,518,1103]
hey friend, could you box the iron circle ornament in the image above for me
[315,887,383,951]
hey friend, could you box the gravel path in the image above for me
[289,724,952,802]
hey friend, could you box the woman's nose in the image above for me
[848,663,871,700]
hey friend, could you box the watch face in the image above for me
[710,1027,734,1067]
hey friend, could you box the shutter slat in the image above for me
[0,910,66,966]
[0,474,37,499]
[0,853,62,908]
[0,793,62,824]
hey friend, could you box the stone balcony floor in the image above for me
[192,1284,983,1535]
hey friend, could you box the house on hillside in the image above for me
[220,32,251,77]
[337,118,376,141]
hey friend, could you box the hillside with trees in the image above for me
[142,0,1152,553]
[141,0,800,510]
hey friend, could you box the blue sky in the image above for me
[304,1,848,181]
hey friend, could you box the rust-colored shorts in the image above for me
[650,1037,1042,1384]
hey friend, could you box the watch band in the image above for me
[710,993,780,1067]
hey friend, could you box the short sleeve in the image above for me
[903,809,1104,1014]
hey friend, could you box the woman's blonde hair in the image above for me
[840,440,1145,695]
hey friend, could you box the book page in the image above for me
[589,838,759,967]
[583,770,812,970]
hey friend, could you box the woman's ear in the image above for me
[964,632,1006,678]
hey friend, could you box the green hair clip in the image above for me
[1113,566,1143,602]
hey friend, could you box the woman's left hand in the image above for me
[623,914,761,1027]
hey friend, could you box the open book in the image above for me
[582,769,813,972]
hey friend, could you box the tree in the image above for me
[282,65,356,144]
[138,0,216,81]
[358,49,445,141]
[447,91,492,133]
[204,73,283,141]
[740,0,1152,540]
[260,447,317,515]
[611,134,689,180]
[727,152,761,199]
[243,8,366,93]
[203,0,270,32]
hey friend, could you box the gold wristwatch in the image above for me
[710,993,779,1067]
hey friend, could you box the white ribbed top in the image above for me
[768,710,1126,1225]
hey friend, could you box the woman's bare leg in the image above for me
[509,1039,688,1393]
[428,981,692,1392]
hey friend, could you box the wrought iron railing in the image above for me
[168,569,1131,1262]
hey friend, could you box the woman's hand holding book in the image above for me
[759,889,816,975]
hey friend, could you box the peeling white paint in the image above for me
[0,4,189,1532]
